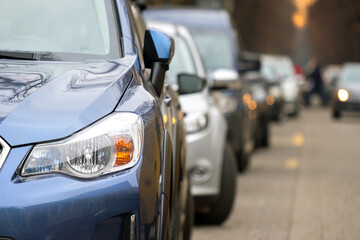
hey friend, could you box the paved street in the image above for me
[193,107,360,240]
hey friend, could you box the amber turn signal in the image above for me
[114,135,134,167]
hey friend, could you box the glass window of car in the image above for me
[127,2,146,72]
[340,67,360,83]
[0,0,121,61]
[166,36,196,85]
[278,60,295,78]
[190,30,233,70]
[261,64,277,82]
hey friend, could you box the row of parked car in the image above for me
[142,3,308,230]
[0,0,307,239]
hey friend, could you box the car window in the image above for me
[128,3,145,71]
[261,64,277,82]
[166,36,196,85]
[0,0,121,61]
[190,29,233,70]
[279,59,295,78]
[130,4,146,48]
[340,68,360,83]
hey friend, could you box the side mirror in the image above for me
[239,59,261,73]
[143,28,174,96]
[211,69,240,89]
[177,74,205,95]
[130,0,147,11]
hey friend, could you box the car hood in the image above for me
[0,56,135,146]
[179,90,209,114]
[338,82,360,94]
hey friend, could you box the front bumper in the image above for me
[335,100,360,112]
[284,100,298,115]
[186,107,226,198]
[269,100,283,119]
[0,146,141,240]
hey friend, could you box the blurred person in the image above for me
[305,57,327,106]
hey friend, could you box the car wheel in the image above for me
[333,108,341,119]
[260,121,270,148]
[196,143,237,225]
[182,183,194,240]
[254,119,262,150]
[237,147,250,173]
[273,113,281,121]
[289,107,299,117]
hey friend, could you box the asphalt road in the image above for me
[193,107,360,240]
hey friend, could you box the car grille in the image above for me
[0,137,10,170]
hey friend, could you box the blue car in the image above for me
[0,1,192,239]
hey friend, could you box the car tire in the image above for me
[333,108,341,119]
[182,183,194,240]
[289,107,299,117]
[196,143,237,225]
[254,118,262,150]
[260,121,270,148]
[237,147,250,173]
[273,113,281,122]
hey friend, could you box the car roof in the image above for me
[146,20,206,78]
[147,20,178,36]
[342,62,360,69]
[143,8,232,30]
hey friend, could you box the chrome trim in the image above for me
[130,214,136,240]
[0,137,10,170]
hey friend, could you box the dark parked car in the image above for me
[260,54,284,121]
[0,0,192,239]
[242,72,271,148]
[241,52,271,148]
[332,63,360,118]
[143,8,259,172]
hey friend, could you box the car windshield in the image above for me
[0,0,121,61]
[275,60,295,82]
[190,30,233,70]
[167,36,196,85]
[261,64,277,82]
[340,68,360,83]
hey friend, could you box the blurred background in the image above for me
[147,0,360,65]
[142,1,360,239]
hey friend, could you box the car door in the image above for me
[127,2,187,238]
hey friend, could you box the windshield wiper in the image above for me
[0,51,38,60]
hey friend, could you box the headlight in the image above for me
[269,86,281,98]
[338,89,349,102]
[189,160,213,183]
[281,79,299,101]
[248,100,257,110]
[21,113,143,179]
[266,95,275,106]
[184,112,208,134]
[212,91,238,113]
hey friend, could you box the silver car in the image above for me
[273,55,301,116]
[147,20,237,225]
